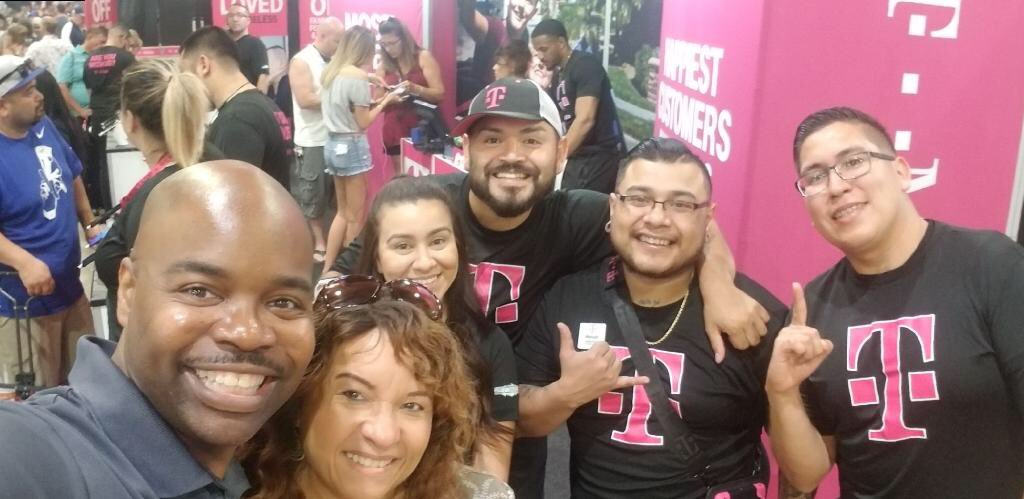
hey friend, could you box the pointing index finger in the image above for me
[790,282,807,327]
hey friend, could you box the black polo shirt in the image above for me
[0,337,250,499]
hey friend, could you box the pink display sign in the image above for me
[211,0,289,37]
[84,0,119,27]
[653,0,767,266]
[655,1,1024,497]
[297,0,422,48]
[656,0,1024,297]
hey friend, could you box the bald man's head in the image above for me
[314,17,344,57]
[134,160,310,254]
[114,160,315,468]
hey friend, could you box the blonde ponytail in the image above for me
[121,59,211,168]
[161,70,207,167]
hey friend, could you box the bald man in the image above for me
[0,161,316,499]
[288,17,344,262]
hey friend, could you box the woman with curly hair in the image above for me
[242,285,513,498]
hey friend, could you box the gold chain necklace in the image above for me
[646,293,689,345]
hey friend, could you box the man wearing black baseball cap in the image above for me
[0,55,101,388]
[333,76,773,498]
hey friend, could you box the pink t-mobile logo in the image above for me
[484,86,508,108]
[596,347,685,446]
[846,314,939,442]
[469,262,525,324]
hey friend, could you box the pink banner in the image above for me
[211,0,289,37]
[742,0,1024,296]
[656,1,1024,497]
[297,0,422,48]
[653,0,767,266]
[84,0,119,27]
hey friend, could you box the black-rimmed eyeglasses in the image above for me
[795,151,895,197]
[613,193,711,215]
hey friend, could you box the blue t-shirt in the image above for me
[0,117,84,317]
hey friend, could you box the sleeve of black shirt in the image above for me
[253,38,270,76]
[975,233,1024,421]
[572,55,605,98]
[480,324,519,421]
[333,237,364,274]
[734,273,789,379]
[515,278,565,386]
[565,190,613,272]
[0,407,86,498]
[209,115,267,168]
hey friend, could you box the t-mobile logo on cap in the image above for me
[846,314,939,442]
[484,86,508,109]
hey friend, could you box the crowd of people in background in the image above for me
[0,3,1022,499]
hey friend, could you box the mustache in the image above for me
[487,160,538,176]
[182,352,285,377]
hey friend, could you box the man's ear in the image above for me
[116,255,136,329]
[555,136,568,176]
[197,54,213,78]
[893,156,912,192]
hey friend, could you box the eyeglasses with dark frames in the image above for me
[795,151,895,197]
[314,275,443,321]
[613,192,711,215]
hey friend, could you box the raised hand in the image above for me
[556,322,648,408]
[766,283,833,395]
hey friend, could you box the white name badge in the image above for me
[577,323,607,350]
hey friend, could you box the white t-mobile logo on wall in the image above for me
[846,314,939,442]
[886,0,962,193]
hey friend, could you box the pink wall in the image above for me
[655,1,1024,497]
[743,0,1024,297]
[653,0,767,262]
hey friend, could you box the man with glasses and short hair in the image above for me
[767,107,1024,498]
[515,137,787,498]
[224,3,270,94]
[0,55,101,388]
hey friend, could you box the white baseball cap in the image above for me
[0,56,45,98]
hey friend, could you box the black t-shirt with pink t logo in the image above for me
[208,89,292,189]
[801,220,1024,498]
[516,257,787,498]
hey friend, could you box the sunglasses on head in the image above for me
[0,59,34,89]
[314,275,443,321]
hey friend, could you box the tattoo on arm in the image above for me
[519,385,539,401]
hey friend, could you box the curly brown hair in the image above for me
[241,300,480,499]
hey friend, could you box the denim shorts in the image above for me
[324,133,372,177]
